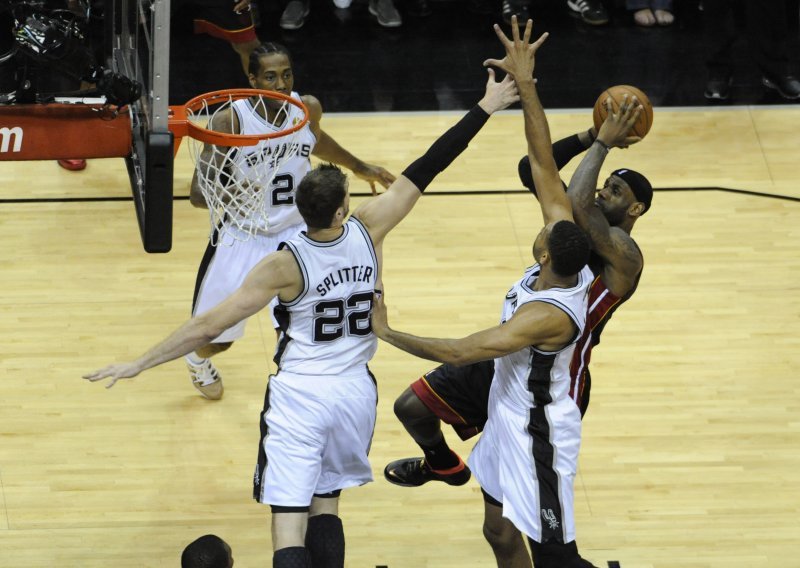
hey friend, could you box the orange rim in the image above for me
[168,89,310,148]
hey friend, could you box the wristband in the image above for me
[594,139,612,152]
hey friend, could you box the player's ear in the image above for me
[538,249,550,267]
[628,201,645,218]
[248,73,257,88]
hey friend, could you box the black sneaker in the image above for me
[704,76,731,100]
[502,0,530,25]
[384,457,471,487]
[566,0,609,25]
[762,75,800,100]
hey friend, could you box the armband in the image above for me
[402,105,490,192]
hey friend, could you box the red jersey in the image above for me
[568,252,641,415]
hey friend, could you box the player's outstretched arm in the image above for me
[303,95,396,195]
[372,292,575,365]
[83,251,299,389]
[355,69,519,245]
[484,17,568,225]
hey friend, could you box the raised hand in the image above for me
[353,163,396,195]
[478,67,520,114]
[597,94,643,149]
[233,0,251,13]
[483,16,549,82]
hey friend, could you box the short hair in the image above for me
[181,534,231,568]
[248,42,292,76]
[548,220,591,277]
[295,163,348,229]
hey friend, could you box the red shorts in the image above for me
[409,360,495,441]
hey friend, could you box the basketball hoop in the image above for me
[169,89,311,246]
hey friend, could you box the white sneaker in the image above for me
[186,357,224,400]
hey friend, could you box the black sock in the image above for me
[529,539,597,568]
[273,546,311,568]
[305,514,345,568]
[421,436,460,470]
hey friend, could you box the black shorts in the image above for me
[410,360,494,441]
[192,0,257,44]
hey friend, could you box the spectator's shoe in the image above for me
[369,0,402,27]
[704,76,731,100]
[502,0,530,25]
[384,457,471,487]
[58,159,87,171]
[567,0,609,25]
[279,0,310,29]
[762,75,800,100]
[186,357,224,400]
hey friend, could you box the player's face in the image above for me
[250,53,294,100]
[596,175,635,226]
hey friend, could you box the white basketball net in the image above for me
[186,93,306,246]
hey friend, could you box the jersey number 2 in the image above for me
[271,174,294,206]
[313,292,373,342]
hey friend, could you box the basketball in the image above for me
[592,85,654,139]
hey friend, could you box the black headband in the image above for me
[611,168,652,212]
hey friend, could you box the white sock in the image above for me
[185,352,205,365]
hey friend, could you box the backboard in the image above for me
[0,0,174,253]
[107,0,173,253]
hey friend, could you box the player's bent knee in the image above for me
[483,517,524,554]
[393,387,433,424]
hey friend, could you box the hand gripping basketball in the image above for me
[592,85,653,139]
[595,95,644,149]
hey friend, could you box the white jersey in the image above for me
[491,263,593,410]
[273,216,379,376]
[230,91,316,234]
[468,262,593,542]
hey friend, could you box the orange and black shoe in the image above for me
[383,456,471,487]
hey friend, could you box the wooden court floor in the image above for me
[1,107,799,567]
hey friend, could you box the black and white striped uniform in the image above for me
[192,91,316,338]
[253,216,380,507]
[227,92,316,235]
[468,262,592,543]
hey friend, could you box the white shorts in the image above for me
[253,369,378,507]
[468,394,582,543]
[192,223,304,342]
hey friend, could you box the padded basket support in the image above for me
[0,104,132,160]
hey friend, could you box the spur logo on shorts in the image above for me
[541,508,560,530]
[0,127,23,153]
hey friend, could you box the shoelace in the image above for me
[188,360,219,386]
